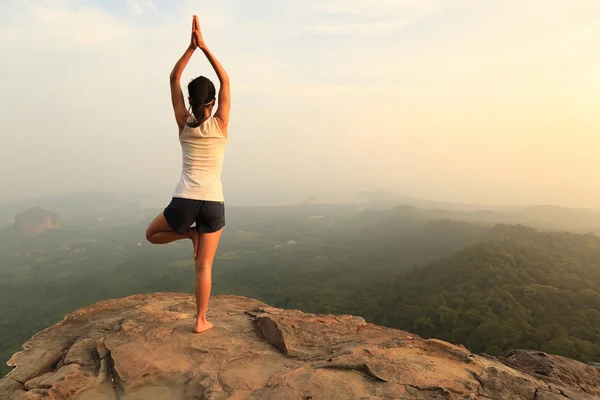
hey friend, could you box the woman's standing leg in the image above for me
[193,229,223,333]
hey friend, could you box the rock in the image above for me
[500,349,600,396]
[64,338,99,367]
[24,364,81,390]
[474,366,538,399]
[6,347,65,384]
[0,378,23,394]
[252,306,367,359]
[14,207,61,237]
[1,293,599,400]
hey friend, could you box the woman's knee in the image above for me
[145,226,157,243]
[146,214,167,243]
[195,260,213,271]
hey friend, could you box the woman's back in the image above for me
[174,116,227,202]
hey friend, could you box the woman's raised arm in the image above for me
[194,16,230,135]
[169,16,198,133]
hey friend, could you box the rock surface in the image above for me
[1,293,599,400]
[14,207,61,237]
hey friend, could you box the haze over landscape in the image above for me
[1,0,600,207]
[1,1,600,397]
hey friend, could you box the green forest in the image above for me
[1,201,600,376]
[373,226,600,361]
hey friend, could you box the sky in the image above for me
[0,0,599,207]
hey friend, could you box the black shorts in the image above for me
[163,197,225,234]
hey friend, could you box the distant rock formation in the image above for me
[14,207,61,237]
[1,293,599,399]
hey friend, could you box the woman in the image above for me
[145,15,230,334]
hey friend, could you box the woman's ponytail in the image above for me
[187,76,216,128]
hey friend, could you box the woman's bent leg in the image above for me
[145,213,191,244]
[145,213,200,259]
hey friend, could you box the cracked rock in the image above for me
[1,293,598,400]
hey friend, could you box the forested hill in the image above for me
[382,225,600,363]
[3,199,600,375]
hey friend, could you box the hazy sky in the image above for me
[1,0,599,207]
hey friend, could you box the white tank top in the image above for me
[173,116,228,202]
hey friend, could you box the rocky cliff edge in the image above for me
[1,293,599,399]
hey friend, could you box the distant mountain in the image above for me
[355,189,481,211]
[14,207,62,237]
[383,225,600,363]
[3,189,600,233]
[500,205,600,232]
[0,192,144,229]
[352,196,600,234]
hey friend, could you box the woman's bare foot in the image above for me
[194,319,214,333]
[189,229,200,260]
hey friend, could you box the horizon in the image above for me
[2,188,600,212]
[1,1,600,207]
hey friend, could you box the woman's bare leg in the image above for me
[145,213,200,258]
[194,228,223,333]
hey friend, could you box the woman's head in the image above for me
[187,76,216,126]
